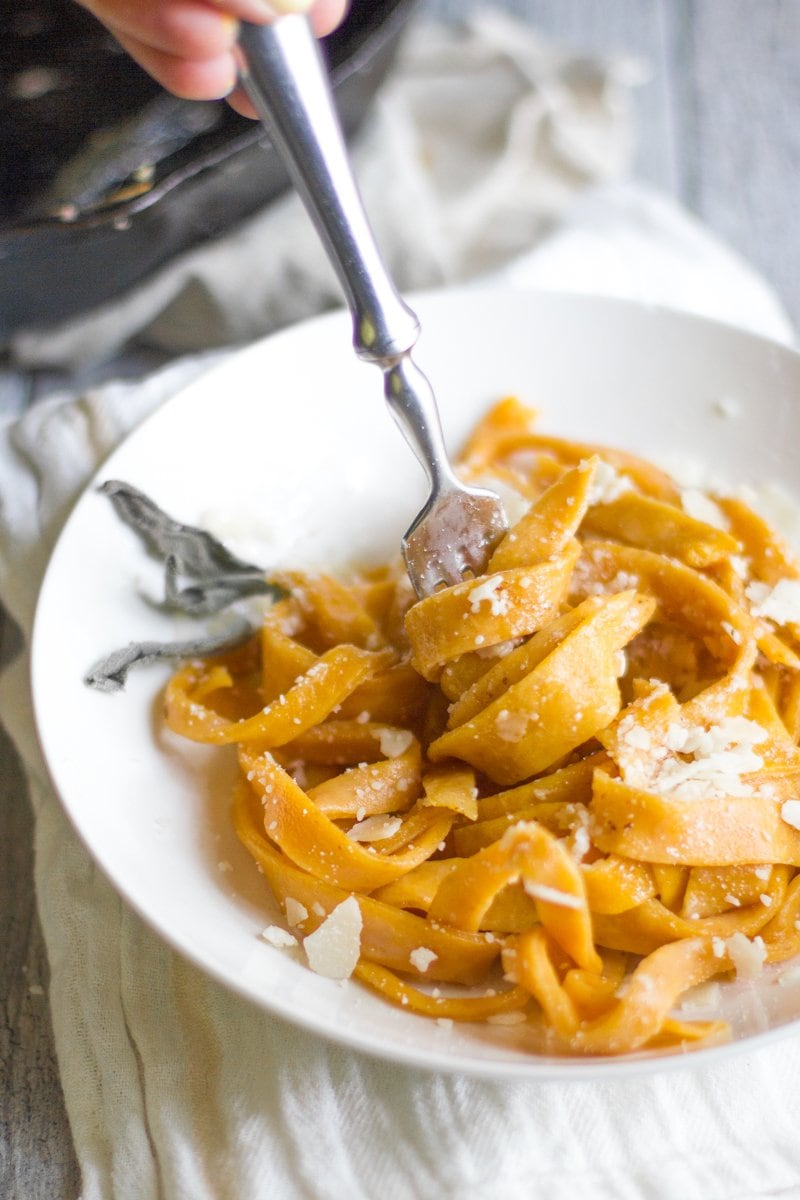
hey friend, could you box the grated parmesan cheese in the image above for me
[409,947,438,973]
[378,728,414,759]
[746,578,800,627]
[476,638,520,660]
[624,725,651,751]
[780,799,800,831]
[586,460,633,506]
[468,575,509,616]
[347,815,403,842]
[494,709,528,743]
[619,715,767,800]
[486,1010,527,1026]
[568,808,592,863]
[303,897,362,979]
[523,880,583,910]
[284,898,308,927]
[260,925,298,949]
[724,932,767,981]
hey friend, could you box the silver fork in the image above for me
[238,15,507,598]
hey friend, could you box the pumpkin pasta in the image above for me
[164,397,800,1057]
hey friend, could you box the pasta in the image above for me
[164,397,800,1057]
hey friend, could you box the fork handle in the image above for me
[238,16,458,491]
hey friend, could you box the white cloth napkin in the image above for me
[3,13,800,1200]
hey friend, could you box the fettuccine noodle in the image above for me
[164,398,800,1057]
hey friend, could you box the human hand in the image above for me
[76,0,349,113]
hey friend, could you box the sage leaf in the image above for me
[85,616,254,693]
[86,482,286,691]
[98,479,283,614]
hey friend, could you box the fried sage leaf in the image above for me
[86,482,283,691]
[99,479,282,615]
[85,616,254,693]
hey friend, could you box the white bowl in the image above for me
[31,288,800,1078]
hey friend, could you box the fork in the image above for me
[238,15,507,598]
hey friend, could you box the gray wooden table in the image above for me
[2,2,799,1197]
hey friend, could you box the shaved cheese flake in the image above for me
[284,898,309,927]
[260,925,298,949]
[303,897,362,980]
[347,815,403,842]
[378,728,414,759]
[523,881,583,910]
[622,722,651,751]
[780,799,800,831]
[494,708,528,743]
[469,575,509,616]
[476,637,521,660]
[487,1010,527,1026]
[409,947,438,973]
[724,932,766,981]
[620,716,767,800]
[746,579,800,626]
[587,460,632,505]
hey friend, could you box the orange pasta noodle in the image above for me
[163,398,800,1057]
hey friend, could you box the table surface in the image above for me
[2,2,799,1197]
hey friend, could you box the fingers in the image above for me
[80,0,238,60]
[227,0,349,117]
[77,0,350,102]
[226,0,349,117]
[112,29,238,99]
[306,0,349,37]
[225,81,259,119]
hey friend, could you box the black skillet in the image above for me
[0,0,417,338]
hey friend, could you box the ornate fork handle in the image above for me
[238,16,458,493]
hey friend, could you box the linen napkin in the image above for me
[2,12,800,1200]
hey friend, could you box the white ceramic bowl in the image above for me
[31,288,800,1078]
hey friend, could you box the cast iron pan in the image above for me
[0,0,417,337]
